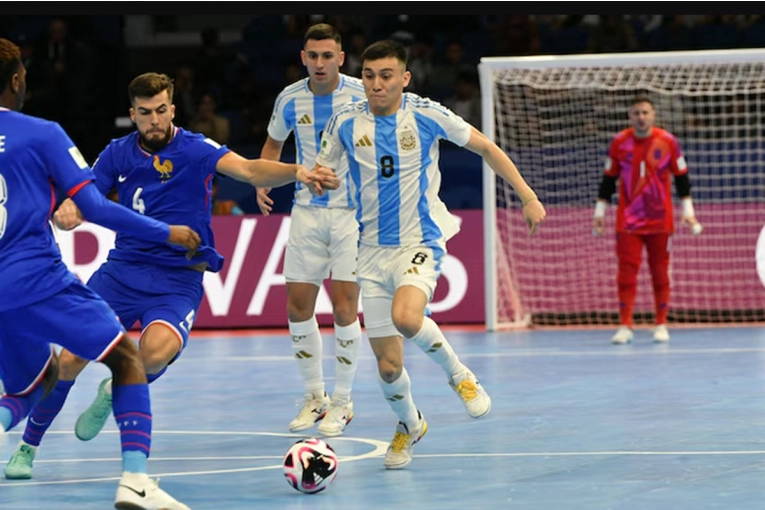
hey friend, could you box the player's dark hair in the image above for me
[361,39,407,67]
[631,95,654,108]
[304,23,342,47]
[0,38,22,94]
[128,72,175,105]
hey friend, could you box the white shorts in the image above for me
[283,204,359,287]
[357,241,446,337]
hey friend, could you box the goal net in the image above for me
[479,49,765,330]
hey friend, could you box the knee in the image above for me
[332,299,359,326]
[140,349,172,375]
[377,358,403,383]
[286,295,315,323]
[57,349,89,380]
[391,304,424,338]
[102,336,144,380]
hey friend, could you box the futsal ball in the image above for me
[283,438,338,494]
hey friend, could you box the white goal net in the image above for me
[479,49,765,330]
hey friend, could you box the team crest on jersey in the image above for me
[399,130,416,151]
[653,148,662,160]
[153,155,173,182]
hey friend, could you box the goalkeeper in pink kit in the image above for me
[593,96,702,344]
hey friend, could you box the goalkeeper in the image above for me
[592,96,702,344]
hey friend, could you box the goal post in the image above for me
[479,49,765,331]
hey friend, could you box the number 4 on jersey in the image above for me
[132,187,145,214]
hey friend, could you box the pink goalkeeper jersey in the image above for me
[603,127,688,234]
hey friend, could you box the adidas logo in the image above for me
[404,267,420,275]
[297,114,312,125]
[355,134,372,147]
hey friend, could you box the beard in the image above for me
[139,124,173,151]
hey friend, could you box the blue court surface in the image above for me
[2,325,765,509]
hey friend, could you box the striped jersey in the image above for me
[267,74,365,209]
[316,92,471,247]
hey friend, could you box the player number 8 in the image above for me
[411,252,428,265]
[379,155,395,178]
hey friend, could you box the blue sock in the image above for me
[22,379,75,446]
[0,391,38,432]
[112,383,152,474]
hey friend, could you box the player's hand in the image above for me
[682,215,703,235]
[53,198,83,231]
[167,225,202,259]
[298,165,340,196]
[257,187,273,216]
[523,198,546,236]
[592,217,606,236]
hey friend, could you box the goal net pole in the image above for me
[479,48,765,331]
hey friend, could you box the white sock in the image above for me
[289,317,325,397]
[408,317,464,379]
[378,368,419,430]
[332,319,362,403]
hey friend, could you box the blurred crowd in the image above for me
[2,14,764,213]
[3,15,764,158]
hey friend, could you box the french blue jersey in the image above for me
[93,126,230,272]
[267,74,365,209]
[0,108,96,312]
[316,93,471,247]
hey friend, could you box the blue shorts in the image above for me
[0,282,125,396]
[87,259,205,364]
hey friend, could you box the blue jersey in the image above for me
[0,108,95,312]
[93,127,230,272]
[267,75,365,209]
[316,93,471,247]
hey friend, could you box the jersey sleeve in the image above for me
[192,136,232,177]
[266,92,295,142]
[603,137,620,178]
[315,111,347,170]
[668,133,688,176]
[91,144,118,195]
[415,98,472,147]
[41,122,95,196]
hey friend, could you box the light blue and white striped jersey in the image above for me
[316,92,472,248]
[267,74,365,209]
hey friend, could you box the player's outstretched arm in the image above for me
[215,151,340,192]
[463,126,546,235]
[71,182,201,252]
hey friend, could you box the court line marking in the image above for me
[415,451,765,458]
[180,346,765,363]
[0,430,389,487]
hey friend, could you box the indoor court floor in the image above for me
[2,324,765,509]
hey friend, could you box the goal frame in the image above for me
[479,48,765,332]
